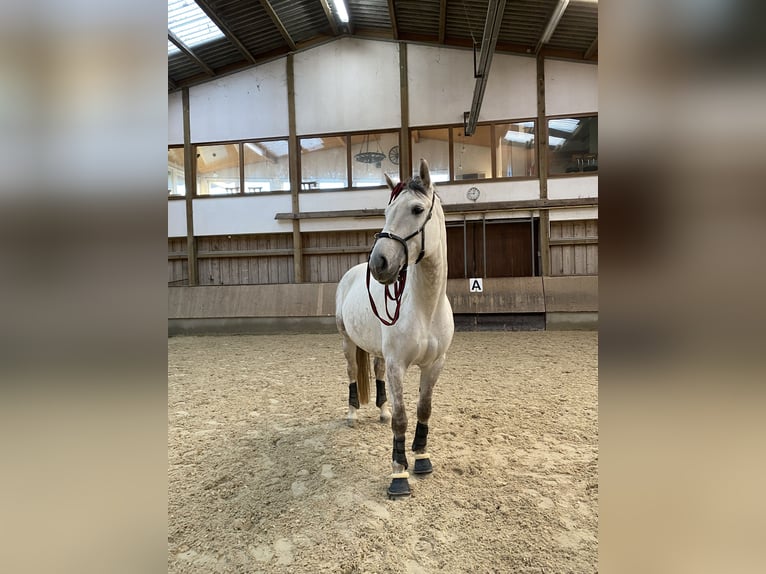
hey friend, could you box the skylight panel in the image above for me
[300,138,325,152]
[504,131,535,144]
[168,0,224,53]
[548,118,580,133]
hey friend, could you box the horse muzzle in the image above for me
[369,252,401,285]
[369,239,407,285]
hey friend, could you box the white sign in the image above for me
[469,278,483,292]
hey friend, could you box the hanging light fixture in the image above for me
[354,134,386,168]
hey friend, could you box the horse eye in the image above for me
[412,205,425,215]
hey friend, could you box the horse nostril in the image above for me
[376,254,388,270]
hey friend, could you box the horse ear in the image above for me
[419,158,431,189]
[384,173,396,190]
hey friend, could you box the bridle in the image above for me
[366,180,435,326]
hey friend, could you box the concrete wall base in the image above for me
[545,312,598,331]
[454,313,546,331]
[168,316,338,336]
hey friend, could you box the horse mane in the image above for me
[388,176,429,205]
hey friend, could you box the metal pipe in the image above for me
[464,0,507,135]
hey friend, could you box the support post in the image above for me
[398,42,410,179]
[182,87,198,285]
[536,54,551,276]
[287,54,304,283]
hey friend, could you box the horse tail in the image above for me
[355,346,371,405]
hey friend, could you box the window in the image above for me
[300,136,348,190]
[496,121,536,178]
[244,139,290,193]
[453,125,491,181]
[196,143,240,196]
[547,116,598,175]
[168,146,185,197]
[350,131,399,187]
[411,128,450,182]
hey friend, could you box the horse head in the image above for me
[369,158,438,285]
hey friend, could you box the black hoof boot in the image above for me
[413,456,433,475]
[387,475,411,499]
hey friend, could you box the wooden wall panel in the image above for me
[549,220,598,276]
[168,238,188,285]
[302,230,375,283]
[194,233,294,285]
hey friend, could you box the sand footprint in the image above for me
[274,538,294,565]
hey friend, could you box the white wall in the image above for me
[545,59,598,116]
[189,59,288,142]
[408,45,537,126]
[168,201,187,237]
[168,91,183,145]
[294,38,400,134]
[547,176,598,199]
[193,195,294,236]
[549,207,598,222]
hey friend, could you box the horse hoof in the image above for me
[387,477,411,499]
[380,412,392,423]
[413,457,433,475]
[346,417,357,428]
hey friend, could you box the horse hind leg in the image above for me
[340,332,370,427]
[340,333,359,427]
[373,356,391,423]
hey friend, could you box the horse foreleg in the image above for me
[373,356,391,423]
[412,355,446,475]
[385,362,410,499]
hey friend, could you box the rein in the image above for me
[366,181,435,326]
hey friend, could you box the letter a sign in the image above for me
[469,278,483,292]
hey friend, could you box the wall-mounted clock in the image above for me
[467,186,480,201]
[388,145,400,165]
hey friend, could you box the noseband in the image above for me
[366,181,435,326]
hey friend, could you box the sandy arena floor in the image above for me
[168,331,598,573]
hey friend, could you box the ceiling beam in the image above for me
[438,0,447,44]
[318,0,340,36]
[194,0,257,64]
[535,0,569,54]
[387,0,399,40]
[244,142,278,164]
[584,36,597,59]
[168,77,177,90]
[259,0,297,51]
[168,31,214,76]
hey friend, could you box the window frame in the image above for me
[545,112,598,179]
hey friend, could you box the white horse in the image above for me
[335,158,454,499]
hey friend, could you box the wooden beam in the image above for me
[535,0,569,54]
[194,0,257,64]
[182,88,198,286]
[173,245,375,259]
[244,141,278,164]
[287,54,303,282]
[388,0,399,40]
[399,42,410,180]
[438,0,447,44]
[549,238,598,246]
[274,198,599,220]
[168,31,214,76]
[168,78,177,90]
[536,53,551,276]
[260,0,297,51]
[584,36,597,60]
[318,0,340,36]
